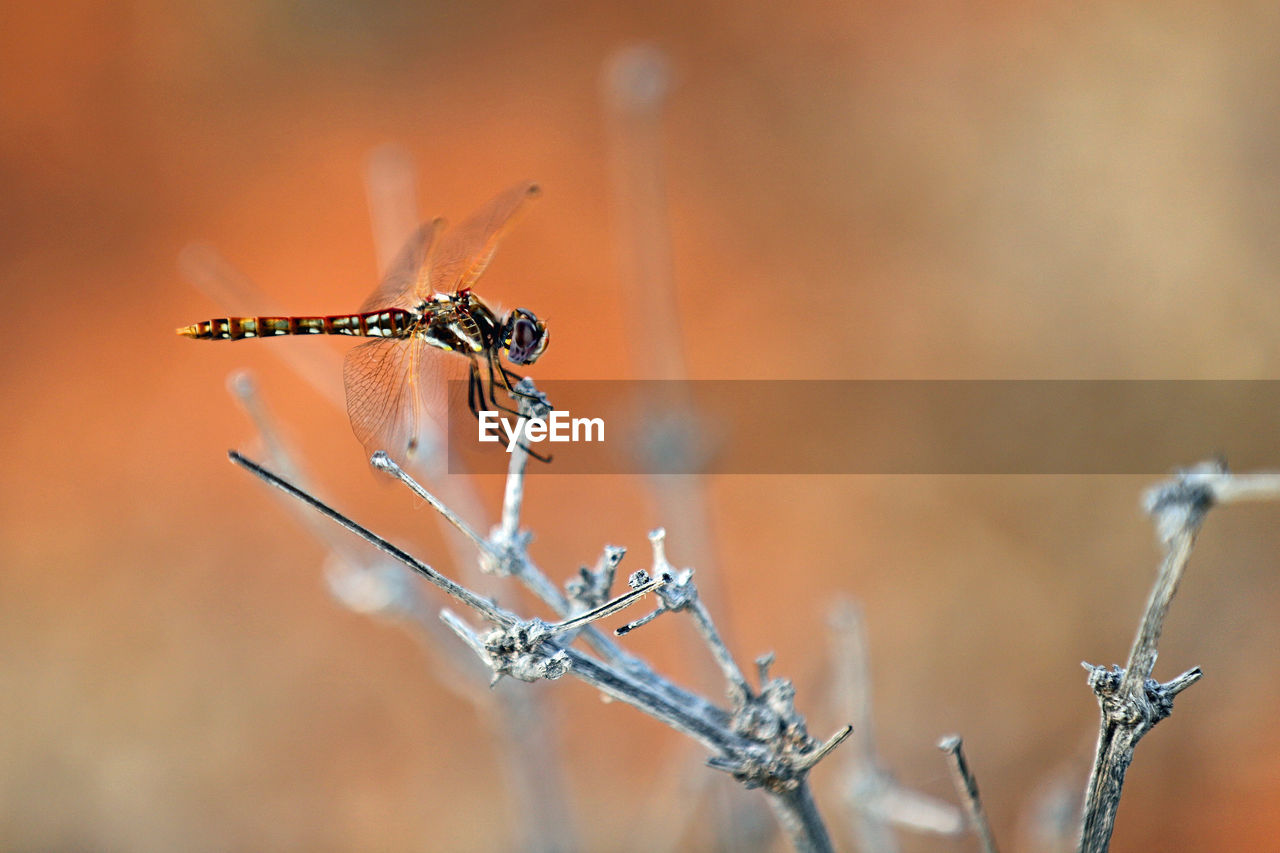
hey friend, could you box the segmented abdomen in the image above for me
[178,309,415,340]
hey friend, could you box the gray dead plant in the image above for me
[231,383,854,852]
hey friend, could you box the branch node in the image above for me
[480,618,572,682]
[1143,459,1224,545]
[565,545,627,611]
[1083,657,1203,731]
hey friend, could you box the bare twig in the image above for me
[938,735,999,853]
[601,59,737,853]
[648,528,752,705]
[370,450,493,556]
[497,404,534,543]
[492,415,850,852]
[1078,461,1280,852]
[229,451,514,627]
[228,372,449,642]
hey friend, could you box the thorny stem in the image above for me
[559,641,840,853]
[938,735,999,853]
[1078,463,1280,852]
[489,479,844,853]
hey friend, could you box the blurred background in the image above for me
[4,1,1280,850]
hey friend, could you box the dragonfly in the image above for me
[178,182,550,460]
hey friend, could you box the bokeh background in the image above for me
[4,1,1280,850]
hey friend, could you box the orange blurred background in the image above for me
[4,2,1280,850]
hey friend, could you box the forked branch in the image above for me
[229,381,851,852]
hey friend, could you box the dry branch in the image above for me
[1077,461,1280,852]
[229,379,851,852]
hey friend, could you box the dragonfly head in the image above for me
[502,308,549,365]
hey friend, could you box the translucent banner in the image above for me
[445,380,1280,474]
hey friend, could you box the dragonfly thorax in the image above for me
[420,291,548,367]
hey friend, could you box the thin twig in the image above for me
[938,735,999,853]
[650,527,747,701]
[548,573,669,636]
[229,451,514,627]
[370,450,494,557]
[228,373,458,651]
[481,390,671,674]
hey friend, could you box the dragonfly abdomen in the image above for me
[178,309,415,340]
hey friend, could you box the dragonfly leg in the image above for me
[478,404,553,463]
[498,364,543,402]
[464,359,551,462]
[467,361,483,419]
[486,357,553,463]
[477,358,524,418]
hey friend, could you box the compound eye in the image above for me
[512,317,538,349]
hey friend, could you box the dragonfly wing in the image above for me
[343,337,450,460]
[431,182,540,295]
[358,218,444,313]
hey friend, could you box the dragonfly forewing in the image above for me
[430,181,539,295]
